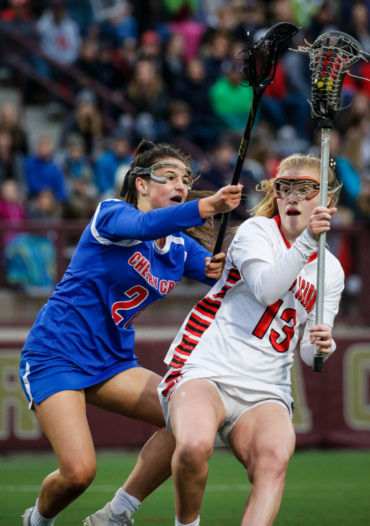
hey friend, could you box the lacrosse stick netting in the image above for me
[296,32,367,371]
[213,22,299,255]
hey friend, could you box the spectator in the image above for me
[75,39,100,81]
[25,136,67,201]
[162,33,186,96]
[98,2,138,48]
[157,100,197,145]
[97,42,117,90]
[28,189,62,221]
[37,0,81,66]
[0,130,26,192]
[209,60,253,131]
[0,103,29,155]
[94,129,132,195]
[126,60,168,122]
[0,0,34,32]
[203,30,232,86]
[59,133,97,218]
[314,128,363,220]
[113,38,137,89]
[0,179,26,228]
[175,58,213,124]
[202,4,238,46]
[138,30,163,70]
[233,1,267,43]
[61,90,102,157]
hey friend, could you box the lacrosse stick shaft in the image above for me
[313,127,331,372]
[213,96,261,256]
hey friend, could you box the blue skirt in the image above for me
[19,349,139,408]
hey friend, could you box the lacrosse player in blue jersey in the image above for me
[20,140,242,526]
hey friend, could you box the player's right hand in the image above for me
[198,184,243,219]
[307,206,337,240]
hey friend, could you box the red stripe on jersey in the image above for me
[194,304,216,319]
[167,267,242,383]
[169,355,188,368]
[174,346,192,356]
[189,312,211,328]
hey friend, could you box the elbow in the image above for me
[255,290,281,306]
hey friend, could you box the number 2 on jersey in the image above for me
[252,299,297,353]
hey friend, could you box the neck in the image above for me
[280,223,303,246]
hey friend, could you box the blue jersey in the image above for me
[22,199,214,375]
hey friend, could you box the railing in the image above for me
[0,220,369,326]
[2,26,136,131]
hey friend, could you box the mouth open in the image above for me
[287,210,300,216]
[170,196,182,204]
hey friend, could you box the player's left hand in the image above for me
[309,324,332,354]
[205,252,225,280]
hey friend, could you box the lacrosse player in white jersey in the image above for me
[158,153,344,526]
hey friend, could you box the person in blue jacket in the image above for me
[20,140,242,526]
[25,136,68,202]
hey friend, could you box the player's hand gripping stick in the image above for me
[213,22,299,256]
[294,31,366,371]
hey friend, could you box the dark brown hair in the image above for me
[124,140,217,251]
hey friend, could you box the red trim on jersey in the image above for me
[163,267,241,398]
[274,215,318,263]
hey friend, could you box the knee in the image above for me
[174,439,213,471]
[61,459,97,494]
[250,448,291,484]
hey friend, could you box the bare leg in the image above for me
[85,368,174,501]
[123,428,176,501]
[228,403,296,526]
[34,390,96,518]
[170,379,225,524]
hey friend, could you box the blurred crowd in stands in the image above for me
[0,0,370,292]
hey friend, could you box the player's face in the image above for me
[145,157,189,210]
[276,167,322,242]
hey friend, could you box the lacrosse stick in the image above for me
[296,32,365,371]
[213,21,299,256]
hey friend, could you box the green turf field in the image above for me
[1,450,369,526]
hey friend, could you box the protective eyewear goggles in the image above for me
[129,162,194,189]
[274,177,320,201]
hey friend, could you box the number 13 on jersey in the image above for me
[252,299,297,353]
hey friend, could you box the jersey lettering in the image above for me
[290,277,317,314]
[128,251,159,290]
[112,285,149,324]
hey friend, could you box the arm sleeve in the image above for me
[93,200,206,242]
[183,237,215,286]
[232,220,318,306]
[300,264,344,366]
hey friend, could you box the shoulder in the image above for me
[234,216,276,240]
[325,249,345,282]
[96,199,133,215]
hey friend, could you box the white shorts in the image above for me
[158,367,293,447]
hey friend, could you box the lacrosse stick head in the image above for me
[304,31,364,127]
[241,22,299,94]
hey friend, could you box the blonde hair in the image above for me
[251,153,340,219]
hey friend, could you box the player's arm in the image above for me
[93,186,242,243]
[183,237,225,285]
[232,221,317,306]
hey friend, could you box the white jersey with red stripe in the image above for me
[162,215,344,404]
